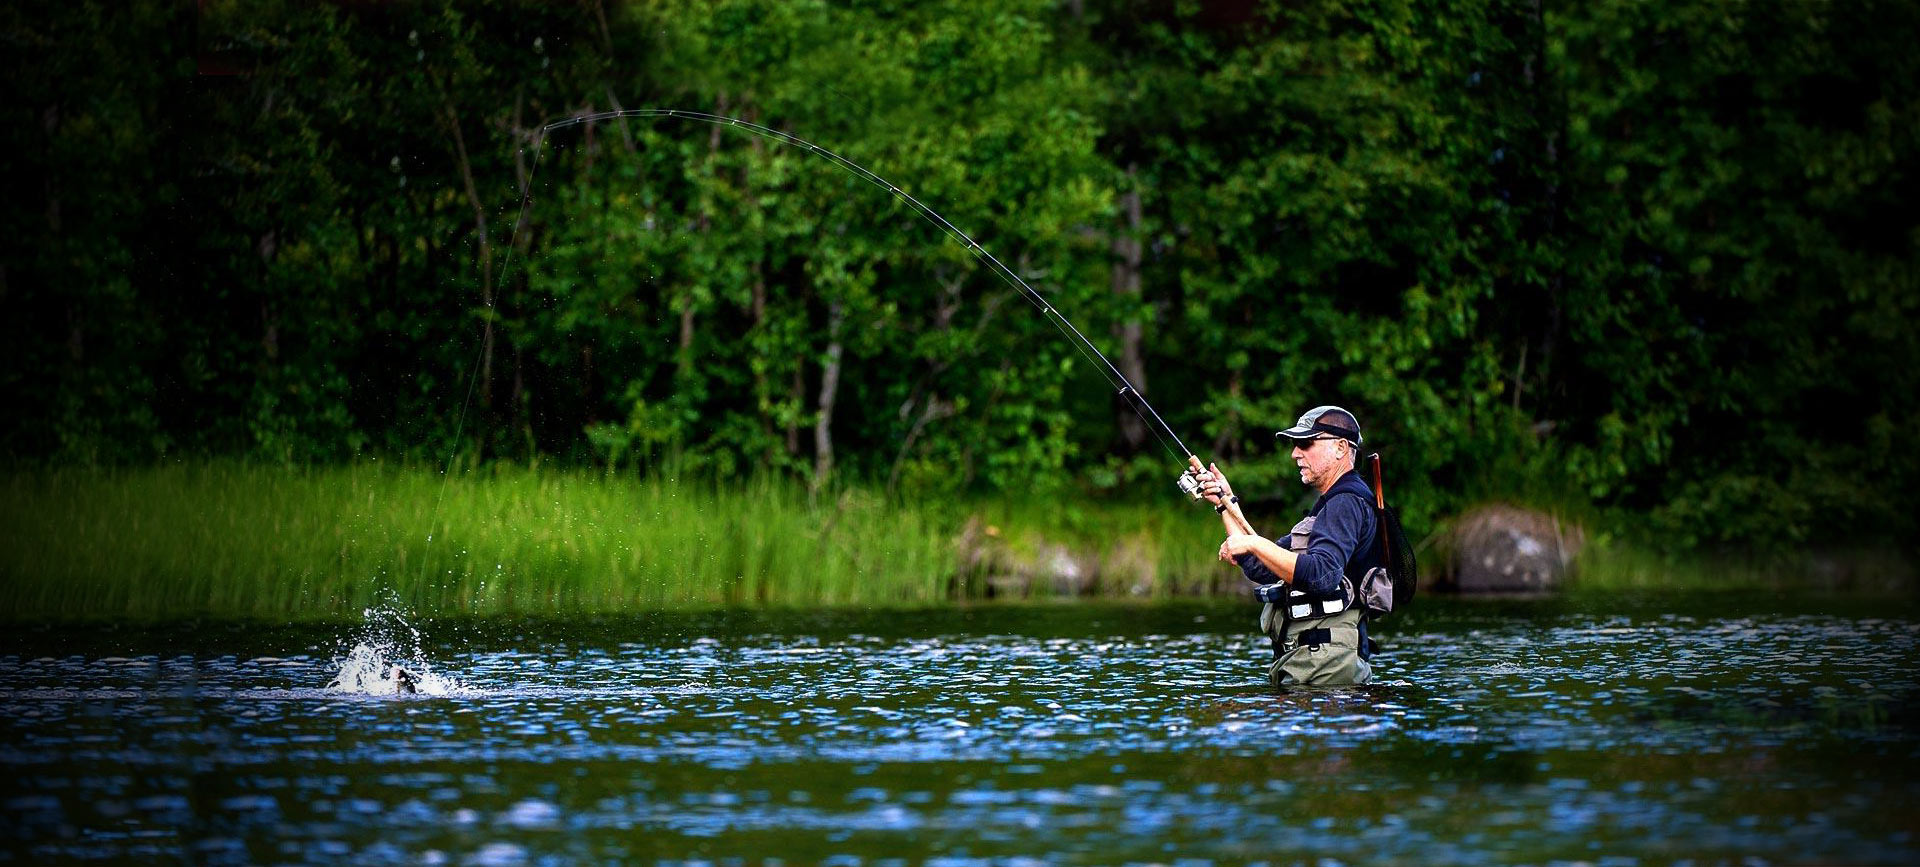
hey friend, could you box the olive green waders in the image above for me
[1260,603,1372,687]
[1255,511,1373,688]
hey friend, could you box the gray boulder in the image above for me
[1448,505,1582,594]
[955,518,1099,598]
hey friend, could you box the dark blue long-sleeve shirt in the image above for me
[1236,470,1379,600]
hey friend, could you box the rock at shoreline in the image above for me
[957,518,1097,597]
[1447,505,1583,594]
[954,517,1158,598]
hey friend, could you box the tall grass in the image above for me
[1564,535,1915,594]
[0,462,1228,620]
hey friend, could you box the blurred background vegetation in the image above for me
[3,0,1915,585]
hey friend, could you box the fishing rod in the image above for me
[532,109,1217,501]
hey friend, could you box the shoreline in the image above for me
[3,462,1908,621]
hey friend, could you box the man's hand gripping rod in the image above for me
[1116,385,1253,534]
[1181,454,1256,536]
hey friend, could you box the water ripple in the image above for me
[2,599,1916,864]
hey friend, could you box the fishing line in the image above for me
[413,127,553,597]
[407,107,1204,609]
[535,108,1197,465]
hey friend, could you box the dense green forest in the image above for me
[4,0,1916,558]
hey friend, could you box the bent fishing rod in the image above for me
[533,109,1219,504]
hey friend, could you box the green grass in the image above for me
[0,461,1229,620]
[10,462,1896,622]
[1565,534,1915,595]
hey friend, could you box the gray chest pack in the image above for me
[1266,508,1398,622]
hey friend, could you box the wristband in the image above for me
[1214,503,1229,514]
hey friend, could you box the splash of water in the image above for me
[325,593,463,695]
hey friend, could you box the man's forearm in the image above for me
[1247,536,1296,581]
[1218,503,1255,537]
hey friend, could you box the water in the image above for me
[2,596,1916,865]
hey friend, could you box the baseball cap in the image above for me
[1275,405,1363,445]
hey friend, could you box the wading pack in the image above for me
[1358,453,1417,619]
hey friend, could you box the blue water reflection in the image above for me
[1,597,1915,864]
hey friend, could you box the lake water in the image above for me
[2,595,1916,865]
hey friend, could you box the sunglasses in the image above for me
[1291,436,1339,450]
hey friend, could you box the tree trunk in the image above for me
[751,261,776,458]
[677,302,696,374]
[511,344,524,413]
[887,397,951,498]
[581,344,596,426]
[257,229,280,363]
[591,0,614,52]
[511,89,528,196]
[1212,369,1243,462]
[604,86,636,153]
[678,93,728,379]
[813,301,846,491]
[443,100,495,409]
[1112,165,1148,451]
[787,368,803,457]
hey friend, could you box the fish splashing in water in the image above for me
[325,597,462,695]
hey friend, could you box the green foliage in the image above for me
[2,0,1915,560]
[0,462,1228,619]
[1546,0,1920,549]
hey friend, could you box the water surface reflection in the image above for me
[2,597,1915,864]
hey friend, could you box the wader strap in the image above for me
[1297,627,1332,648]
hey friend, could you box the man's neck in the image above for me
[1315,465,1352,495]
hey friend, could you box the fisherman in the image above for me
[1195,405,1378,687]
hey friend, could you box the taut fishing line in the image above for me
[520,109,1203,478]
[333,107,557,695]
[411,120,553,600]
[420,107,1213,583]
[362,108,1213,679]
[312,102,553,696]
[381,109,1208,684]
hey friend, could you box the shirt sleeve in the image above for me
[1234,552,1280,586]
[1292,494,1373,598]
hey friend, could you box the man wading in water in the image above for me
[1195,406,1378,687]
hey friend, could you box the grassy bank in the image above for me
[0,462,1230,620]
[1565,536,1915,595]
[7,462,1903,622]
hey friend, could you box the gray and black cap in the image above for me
[1276,405,1363,446]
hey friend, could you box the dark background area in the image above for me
[3,0,1915,558]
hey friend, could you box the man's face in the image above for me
[1291,436,1347,488]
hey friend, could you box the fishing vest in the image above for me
[1280,513,1353,620]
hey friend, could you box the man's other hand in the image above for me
[1219,534,1261,561]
